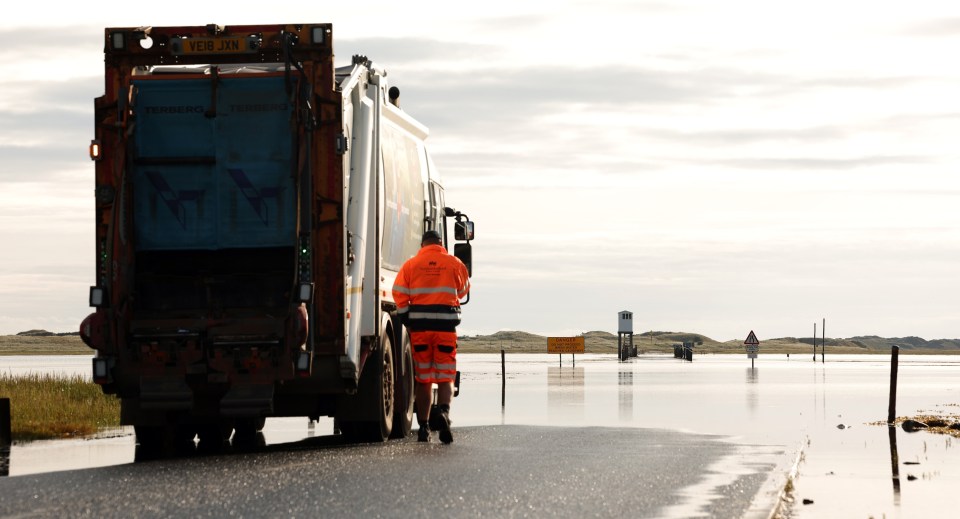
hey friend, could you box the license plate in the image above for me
[171,36,259,55]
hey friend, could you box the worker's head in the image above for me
[421,230,442,246]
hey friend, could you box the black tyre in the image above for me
[196,421,231,452]
[233,417,266,447]
[341,331,395,442]
[134,425,166,454]
[134,422,195,458]
[390,330,415,439]
[370,330,396,441]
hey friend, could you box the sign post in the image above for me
[744,330,760,368]
[548,336,585,366]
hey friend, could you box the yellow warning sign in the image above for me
[547,336,585,354]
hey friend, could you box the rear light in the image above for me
[89,140,101,160]
[92,357,114,384]
[296,351,312,378]
[297,282,314,303]
[89,286,106,307]
[109,31,126,50]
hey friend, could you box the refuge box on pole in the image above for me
[618,310,635,360]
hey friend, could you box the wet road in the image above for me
[0,425,779,518]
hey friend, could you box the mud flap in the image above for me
[221,385,274,416]
[335,349,383,422]
[139,378,192,410]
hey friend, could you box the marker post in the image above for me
[744,330,760,367]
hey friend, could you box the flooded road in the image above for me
[1,355,93,380]
[2,352,959,517]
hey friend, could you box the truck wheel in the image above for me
[196,421,232,452]
[390,330,415,439]
[341,331,395,442]
[370,330,396,441]
[134,425,166,456]
[134,422,194,458]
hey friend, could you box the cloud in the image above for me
[0,77,99,112]
[903,17,960,37]
[0,146,85,183]
[383,58,934,153]
[402,65,760,113]
[1,14,958,341]
[338,37,501,65]
[0,26,101,61]
[629,125,848,147]
[461,230,960,340]
[0,105,92,182]
[708,155,933,171]
[463,14,551,32]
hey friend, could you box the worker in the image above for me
[392,229,470,444]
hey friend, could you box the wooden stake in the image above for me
[887,346,899,424]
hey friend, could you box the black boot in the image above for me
[431,405,453,444]
[417,422,431,442]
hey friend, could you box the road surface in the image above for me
[0,425,784,518]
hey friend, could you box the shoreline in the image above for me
[3,334,958,356]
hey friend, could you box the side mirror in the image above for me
[454,242,472,277]
[455,220,474,241]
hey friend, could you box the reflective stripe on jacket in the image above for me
[392,244,470,332]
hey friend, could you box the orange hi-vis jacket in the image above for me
[392,244,470,332]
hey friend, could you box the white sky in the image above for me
[1,2,959,341]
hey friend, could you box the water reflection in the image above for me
[1,397,9,476]
[1,446,9,477]
[619,366,634,422]
[133,431,268,462]
[7,353,960,487]
[812,364,827,424]
[547,366,584,421]
[888,425,901,502]
[745,367,758,415]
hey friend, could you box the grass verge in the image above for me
[0,373,120,442]
[0,335,91,355]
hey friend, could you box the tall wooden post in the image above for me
[501,349,506,408]
[887,346,899,424]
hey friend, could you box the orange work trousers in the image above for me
[410,330,457,384]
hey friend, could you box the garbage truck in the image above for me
[79,23,474,450]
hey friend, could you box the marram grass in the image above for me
[0,373,120,442]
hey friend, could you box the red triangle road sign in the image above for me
[744,330,759,345]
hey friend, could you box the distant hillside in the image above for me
[458,330,960,354]
[458,330,619,353]
[459,330,727,354]
[1,333,88,355]
[638,331,720,346]
[4,329,958,355]
[846,336,960,350]
[16,329,80,337]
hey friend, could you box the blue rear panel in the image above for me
[133,76,295,250]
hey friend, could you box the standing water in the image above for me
[1,353,958,517]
